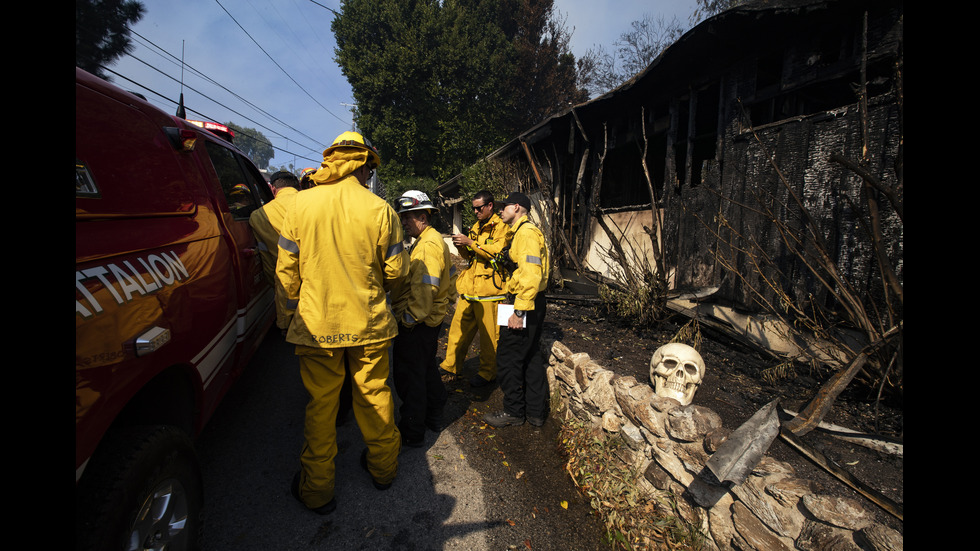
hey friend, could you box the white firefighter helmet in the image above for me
[396,190,437,214]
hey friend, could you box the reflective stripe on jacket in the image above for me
[505,215,549,311]
[249,187,300,329]
[391,226,452,328]
[249,187,299,274]
[276,175,408,347]
[455,213,512,298]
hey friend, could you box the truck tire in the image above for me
[76,425,203,551]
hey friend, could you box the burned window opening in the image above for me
[755,49,784,96]
[646,132,668,205]
[674,97,690,190]
[747,58,892,127]
[691,83,721,187]
[646,104,671,204]
[598,143,649,210]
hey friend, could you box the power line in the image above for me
[264,0,349,104]
[78,2,353,168]
[128,28,324,154]
[119,51,319,157]
[305,0,340,17]
[81,22,325,162]
[99,64,322,167]
[214,0,348,126]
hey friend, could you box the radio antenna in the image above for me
[176,40,187,119]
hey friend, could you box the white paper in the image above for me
[496,304,526,327]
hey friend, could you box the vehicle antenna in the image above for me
[176,40,187,119]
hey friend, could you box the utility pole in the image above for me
[340,103,357,131]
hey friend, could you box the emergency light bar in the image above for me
[186,120,235,142]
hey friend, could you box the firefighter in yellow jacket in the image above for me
[390,191,453,447]
[248,171,301,332]
[442,190,512,387]
[483,192,551,429]
[277,131,408,515]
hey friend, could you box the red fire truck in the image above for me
[75,67,275,550]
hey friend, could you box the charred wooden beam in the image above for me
[783,353,867,436]
[521,138,585,274]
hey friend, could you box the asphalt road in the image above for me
[197,326,607,551]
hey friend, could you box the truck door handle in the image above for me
[135,326,171,357]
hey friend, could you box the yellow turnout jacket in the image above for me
[276,174,408,347]
[391,225,453,328]
[456,213,511,300]
[249,186,299,329]
[505,215,549,311]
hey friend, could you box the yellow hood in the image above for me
[311,148,370,185]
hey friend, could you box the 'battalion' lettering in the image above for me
[76,250,189,318]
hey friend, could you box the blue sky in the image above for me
[107,0,697,172]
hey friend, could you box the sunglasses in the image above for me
[472,203,489,211]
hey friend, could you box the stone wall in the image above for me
[547,340,903,551]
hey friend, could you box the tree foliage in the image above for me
[333,0,442,179]
[332,0,585,182]
[498,1,587,133]
[576,14,684,98]
[688,0,745,26]
[76,0,145,81]
[225,122,275,169]
[456,158,522,229]
[268,164,300,177]
[576,0,748,99]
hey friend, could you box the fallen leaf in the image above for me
[506,519,516,526]
[503,461,509,467]
[524,539,532,549]
[516,470,524,479]
[560,500,568,509]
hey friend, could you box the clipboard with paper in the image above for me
[496,304,526,328]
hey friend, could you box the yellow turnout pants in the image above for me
[440,298,500,382]
[296,341,400,507]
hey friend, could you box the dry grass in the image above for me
[557,415,704,550]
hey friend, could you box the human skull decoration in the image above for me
[650,343,705,406]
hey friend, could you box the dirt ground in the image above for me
[436,291,904,546]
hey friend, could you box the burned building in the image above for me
[439,0,903,357]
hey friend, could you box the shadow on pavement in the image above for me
[198,326,505,550]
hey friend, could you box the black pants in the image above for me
[392,322,448,440]
[338,358,353,424]
[496,293,548,419]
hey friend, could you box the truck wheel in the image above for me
[76,425,203,551]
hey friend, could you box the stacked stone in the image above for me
[547,340,903,551]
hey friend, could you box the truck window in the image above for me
[206,142,261,220]
[76,159,100,198]
[239,156,275,206]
